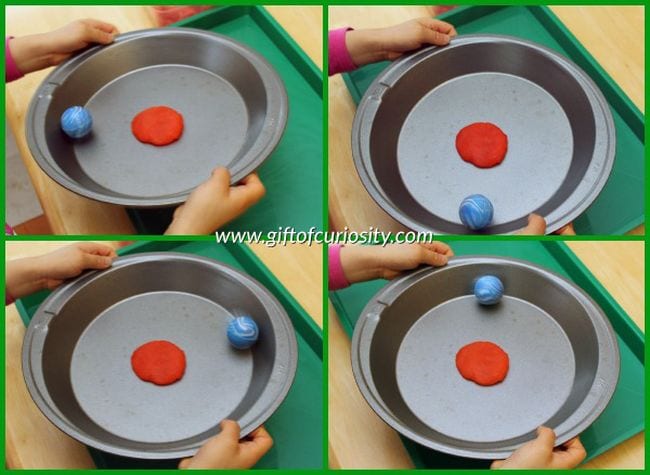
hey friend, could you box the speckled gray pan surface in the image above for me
[22,253,297,459]
[352,35,615,234]
[26,28,287,207]
[351,256,619,459]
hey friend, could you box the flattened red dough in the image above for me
[131,340,186,385]
[456,341,509,386]
[131,106,184,146]
[456,122,508,168]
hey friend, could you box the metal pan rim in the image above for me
[351,34,616,235]
[26,28,288,208]
[22,252,298,459]
[351,255,620,459]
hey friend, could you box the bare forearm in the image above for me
[8,34,57,75]
[6,257,47,300]
[339,245,383,283]
[345,29,386,67]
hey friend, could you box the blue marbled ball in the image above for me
[459,194,494,230]
[227,316,259,349]
[61,106,93,139]
[474,275,504,305]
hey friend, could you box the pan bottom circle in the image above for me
[71,291,253,444]
[397,72,573,225]
[396,295,575,443]
[76,64,248,198]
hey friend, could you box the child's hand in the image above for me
[346,18,457,66]
[519,214,577,236]
[6,242,117,299]
[340,242,453,283]
[34,242,117,289]
[491,427,586,469]
[178,420,273,469]
[9,19,119,74]
[165,167,266,235]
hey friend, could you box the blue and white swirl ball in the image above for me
[474,275,504,305]
[227,316,259,349]
[459,194,494,230]
[60,106,93,139]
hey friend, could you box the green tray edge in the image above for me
[174,5,322,97]
[328,241,645,466]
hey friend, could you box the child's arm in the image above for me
[179,420,273,469]
[7,19,118,80]
[328,18,457,76]
[329,242,453,289]
[328,28,357,76]
[5,243,116,301]
[491,427,586,469]
[165,167,266,235]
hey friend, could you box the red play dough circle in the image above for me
[131,340,186,385]
[131,106,184,146]
[456,122,508,168]
[456,341,509,386]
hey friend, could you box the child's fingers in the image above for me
[421,241,454,257]
[81,252,114,270]
[77,242,117,257]
[553,437,586,468]
[490,459,505,469]
[83,19,120,35]
[177,458,191,469]
[519,213,547,235]
[208,167,232,189]
[421,248,449,267]
[173,204,185,220]
[556,222,576,235]
[420,27,451,46]
[241,425,274,458]
[81,22,116,45]
[430,19,458,36]
[237,172,263,188]
[534,426,556,449]
[219,419,241,441]
[232,173,266,205]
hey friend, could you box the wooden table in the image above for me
[328,241,645,469]
[5,241,322,468]
[5,5,323,235]
[328,6,645,235]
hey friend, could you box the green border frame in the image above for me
[1,2,647,472]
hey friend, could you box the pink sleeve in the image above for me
[6,37,25,82]
[328,245,350,291]
[328,28,357,76]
